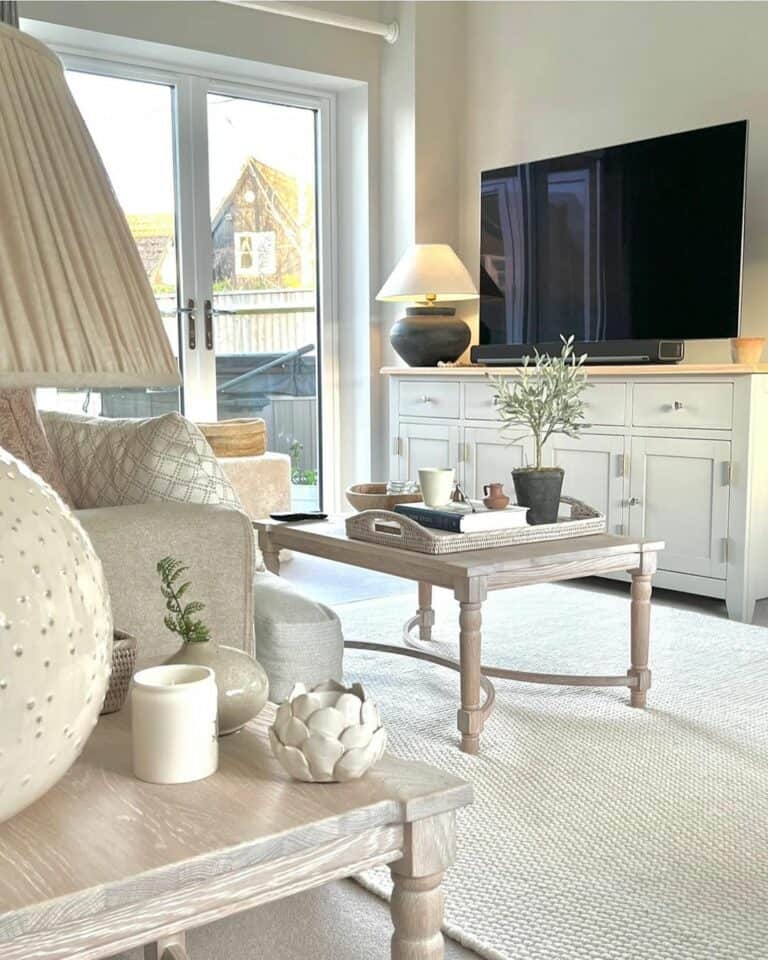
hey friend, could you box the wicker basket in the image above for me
[197,418,267,458]
[345,496,605,555]
[100,630,137,715]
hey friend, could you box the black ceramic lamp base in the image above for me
[390,306,471,367]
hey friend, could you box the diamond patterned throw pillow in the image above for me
[0,389,73,505]
[41,411,243,512]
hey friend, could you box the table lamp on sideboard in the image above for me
[376,243,479,366]
[0,6,180,823]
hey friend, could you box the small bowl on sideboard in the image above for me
[345,483,421,512]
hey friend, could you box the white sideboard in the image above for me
[383,364,768,623]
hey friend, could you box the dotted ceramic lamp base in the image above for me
[0,448,113,823]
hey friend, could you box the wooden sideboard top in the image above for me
[381,363,768,377]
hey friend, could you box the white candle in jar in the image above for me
[131,664,218,784]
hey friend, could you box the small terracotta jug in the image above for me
[483,482,510,510]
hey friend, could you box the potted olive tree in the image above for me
[488,336,590,525]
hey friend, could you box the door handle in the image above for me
[183,299,196,350]
[203,300,214,351]
[628,496,642,506]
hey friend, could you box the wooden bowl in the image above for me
[345,483,421,512]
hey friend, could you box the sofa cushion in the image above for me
[41,410,242,511]
[0,389,73,504]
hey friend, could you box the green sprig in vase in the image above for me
[157,557,268,735]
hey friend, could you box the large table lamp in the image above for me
[0,7,181,823]
[376,243,478,366]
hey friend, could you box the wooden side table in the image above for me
[0,708,471,960]
[254,519,664,754]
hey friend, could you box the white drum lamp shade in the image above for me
[376,243,478,304]
[376,244,478,367]
[0,22,180,389]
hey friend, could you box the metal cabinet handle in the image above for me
[673,400,684,411]
[420,394,432,404]
[492,394,501,406]
[629,496,642,506]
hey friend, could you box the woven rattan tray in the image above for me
[345,496,605,555]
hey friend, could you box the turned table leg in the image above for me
[144,932,187,960]
[417,582,435,643]
[628,564,654,708]
[257,526,281,575]
[455,579,488,754]
[390,813,455,960]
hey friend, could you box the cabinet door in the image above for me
[464,428,533,500]
[628,436,731,579]
[545,434,627,534]
[395,422,460,482]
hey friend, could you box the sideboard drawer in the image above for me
[399,380,460,419]
[632,382,733,430]
[582,382,627,426]
[465,379,627,426]
[465,381,500,420]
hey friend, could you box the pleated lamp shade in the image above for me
[0,22,181,388]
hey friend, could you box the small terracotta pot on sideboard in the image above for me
[730,337,765,365]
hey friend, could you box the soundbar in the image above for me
[470,339,685,366]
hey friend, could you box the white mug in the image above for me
[131,664,218,784]
[418,467,455,507]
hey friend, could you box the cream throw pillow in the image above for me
[0,389,73,505]
[41,411,243,512]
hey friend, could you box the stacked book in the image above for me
[394,500,529,533]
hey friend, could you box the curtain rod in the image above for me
[219,1,399,43]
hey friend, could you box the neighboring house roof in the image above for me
[211,157,306,248]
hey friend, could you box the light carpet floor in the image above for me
[337,582,768,960]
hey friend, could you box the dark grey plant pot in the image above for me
[512,467,564,525]
[390,307,471,367]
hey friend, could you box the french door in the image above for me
[45,58,332,510]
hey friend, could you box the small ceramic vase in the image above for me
[730,337,765,365]
[166,640,269,735]
[482,482,510,510]
[269,680,387,783]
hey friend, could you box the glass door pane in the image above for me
[206,93,320,509]
[39,70,181,417]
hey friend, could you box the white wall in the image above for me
[459,1,768,362]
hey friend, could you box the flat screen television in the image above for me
[478,121,747,359]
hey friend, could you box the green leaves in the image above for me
[488,335,591,470]
[156,555,211,644]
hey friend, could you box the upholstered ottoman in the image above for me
[253,573,344,702]
[219,452,291,522]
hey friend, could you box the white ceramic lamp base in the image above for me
[0,448,113,823]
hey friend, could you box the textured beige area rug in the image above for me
[337,583,768,960]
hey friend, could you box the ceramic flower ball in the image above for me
[0,448,113,823]
[269,680,387,783]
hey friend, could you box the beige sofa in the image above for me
[77,501,255,664]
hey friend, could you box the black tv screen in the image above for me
[479,121,747,345]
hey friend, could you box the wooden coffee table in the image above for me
[255,518,664,755]
[0,707,471,960]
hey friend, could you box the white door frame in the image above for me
[40,35,340,509]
